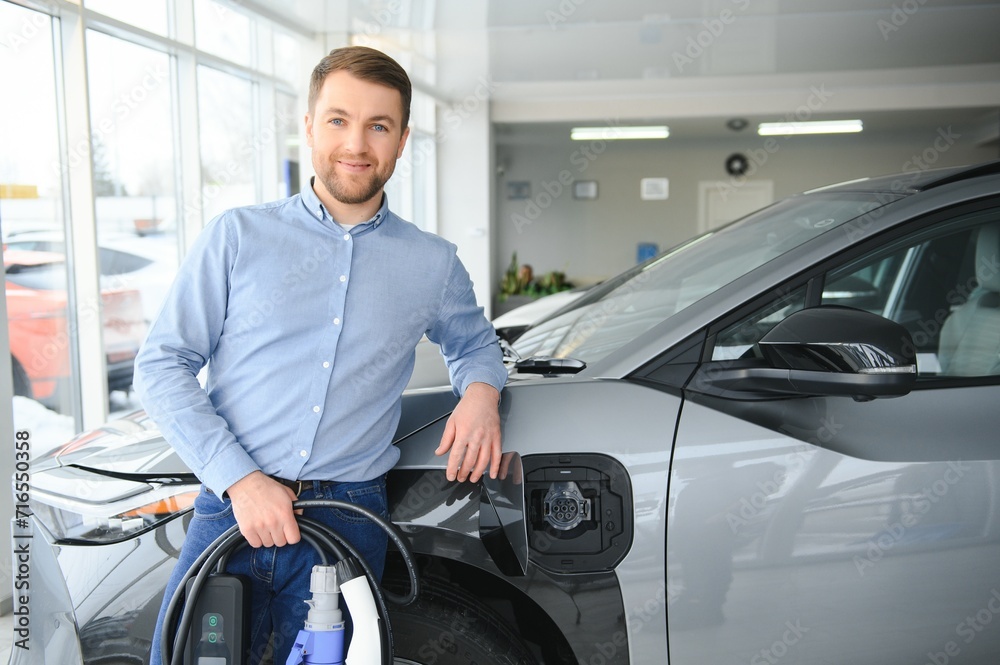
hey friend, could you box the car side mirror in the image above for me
[694,306,917,400]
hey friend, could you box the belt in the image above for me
[271,476,320,497]
[204,477,327,498]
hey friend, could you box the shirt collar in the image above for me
[301,177,388,233]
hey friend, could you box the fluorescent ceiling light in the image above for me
[757,120,863,136]
[571,125,669,141]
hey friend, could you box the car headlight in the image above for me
[29,482,198,544]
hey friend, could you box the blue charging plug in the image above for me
[285,566,345,665]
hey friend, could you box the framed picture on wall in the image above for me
[506,181,531,200]
[640,177,669,201]
[573,180,598,200]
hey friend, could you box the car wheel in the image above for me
[388,578,538,665]
[11,356,32,399]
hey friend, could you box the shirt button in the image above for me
[300,450,308,457]
[312,406,320,413]
[333,317,341,325]
[343,234,351,241]
[339,275,346,282]
[322,361,330,368]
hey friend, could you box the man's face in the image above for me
[305,70,410,207]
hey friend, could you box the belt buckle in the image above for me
[295,480,305,497]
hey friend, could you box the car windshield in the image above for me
[5,261,66,290]
[511,191,900,365]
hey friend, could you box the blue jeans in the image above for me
[150,476,389,665]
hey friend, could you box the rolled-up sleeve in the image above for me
[426,250,508,397]
[133,215,259,496]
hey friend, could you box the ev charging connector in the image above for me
[286,565,345,665]
[286,559,382,665]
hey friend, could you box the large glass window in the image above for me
[275,91,300,197]
[2,0,317,440]
[194,0,252,63]
[85,31,179,412]
[387,91,437,231]
[1,3,77,435]
[274,30,303,86]
[197,65,257,222]
[85,0,169,37]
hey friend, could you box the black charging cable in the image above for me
[160,498,420,665]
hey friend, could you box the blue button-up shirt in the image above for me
[134,185,506,497]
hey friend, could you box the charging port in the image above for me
[543,482,591,531]
[524,454,632,574]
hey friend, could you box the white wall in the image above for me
[432,4,495,315]
[495,127,998,289]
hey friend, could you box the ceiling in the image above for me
[268,0,1000,143]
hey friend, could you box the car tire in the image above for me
[11,356,32,399]
[388,578,538,665]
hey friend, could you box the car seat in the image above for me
[938,224,1000,376]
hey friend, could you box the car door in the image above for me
[665,202,1000,664]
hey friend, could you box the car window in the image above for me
[709,207,1000,379]
[514,191,896,365]
[100,247,153,275]
[825,210,998,377]
[5,261,67,290]
[713,286,808,360]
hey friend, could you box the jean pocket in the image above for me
[330,481,389,525]
[193,487,235,521]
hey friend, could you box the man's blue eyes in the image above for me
[328,119,388,132]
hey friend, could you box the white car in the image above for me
[3,231,176,323]
[492,288,589,342]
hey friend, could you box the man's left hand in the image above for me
[435,382,501,482]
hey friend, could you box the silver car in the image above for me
[14,161,1000,664]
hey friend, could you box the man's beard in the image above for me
[315,155,396,206]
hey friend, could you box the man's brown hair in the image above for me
[308,46,412,130]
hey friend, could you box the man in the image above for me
[137,46,506,665]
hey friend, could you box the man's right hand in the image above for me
[226,471,300,548]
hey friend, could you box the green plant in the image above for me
[499,253,572,301]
